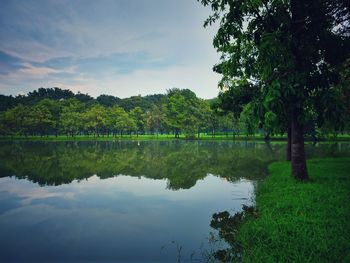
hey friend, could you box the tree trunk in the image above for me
[264,132,270,141]
[286,126,291,161]
[291,109,308,180]
[175,129,179,139]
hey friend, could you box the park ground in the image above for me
[237,157,350,262]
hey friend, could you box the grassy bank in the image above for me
[238,158,350,262]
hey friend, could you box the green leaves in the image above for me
[200,0,350,135]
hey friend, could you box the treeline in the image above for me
[1,87,347,139]
[0,87,253,139]
[0,87,164,112]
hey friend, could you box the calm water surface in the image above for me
[0,141,348,262]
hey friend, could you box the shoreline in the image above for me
[1,134,350,142]
[235,157,350,261]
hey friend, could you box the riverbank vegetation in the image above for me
[240,158,350,262]
[199,1,350,260]
[210,157,350,262]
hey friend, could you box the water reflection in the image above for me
[0,174,255,262]
[208,142,350,263]
[0,141,349,262]
[0,141,287,189]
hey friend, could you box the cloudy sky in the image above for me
[0,0,221,99]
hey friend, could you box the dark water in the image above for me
[0,141,348,262]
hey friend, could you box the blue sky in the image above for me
[0,0,221,98]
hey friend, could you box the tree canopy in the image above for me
[199,0,350,180]
[0,84,348,141]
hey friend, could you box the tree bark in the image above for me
[286,126,291,161]
[291,109,308,180]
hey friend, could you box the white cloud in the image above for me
[0,0,222,98]
[44,63,221,99]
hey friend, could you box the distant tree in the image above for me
[96,94,121,107]
[19,87,75,105]
[114,108,136,137]
[106,106,124,136]
[0,95,16,111]
[339,59,350,132]
[30,104,54,136]
[0,112,4,135]
[74,92,94,105]
[124,114,137,136]
[60,99,84,137]
[119,95,143,112]
[197,100,212,138]
[166,88,202,138]
[217,79,259,119]
[119,94,166,112]
[83,104,108,137]
[130,107,145,137]
[218,114,233,137]
[240,103,258,137]
[37,99,61,136]
[208,108,219,138]
[145,105,165,137]
[2,104,30,136]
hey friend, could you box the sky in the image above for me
[0,0,221,99]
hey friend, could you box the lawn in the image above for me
[238,158,350,262]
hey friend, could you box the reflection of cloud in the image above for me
[0,173,250,207]
[0,178,75,205]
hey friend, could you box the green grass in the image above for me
[238,158,350,262]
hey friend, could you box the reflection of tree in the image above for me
[0,141,344,189]
[209,206,256,262]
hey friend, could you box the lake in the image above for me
[0,141,348,262]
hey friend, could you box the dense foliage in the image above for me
[199,0,350,180]
[1,87,348,139]
[0,87,254,139]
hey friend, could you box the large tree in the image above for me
[166,88,203,139]
[199,0,350,180]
